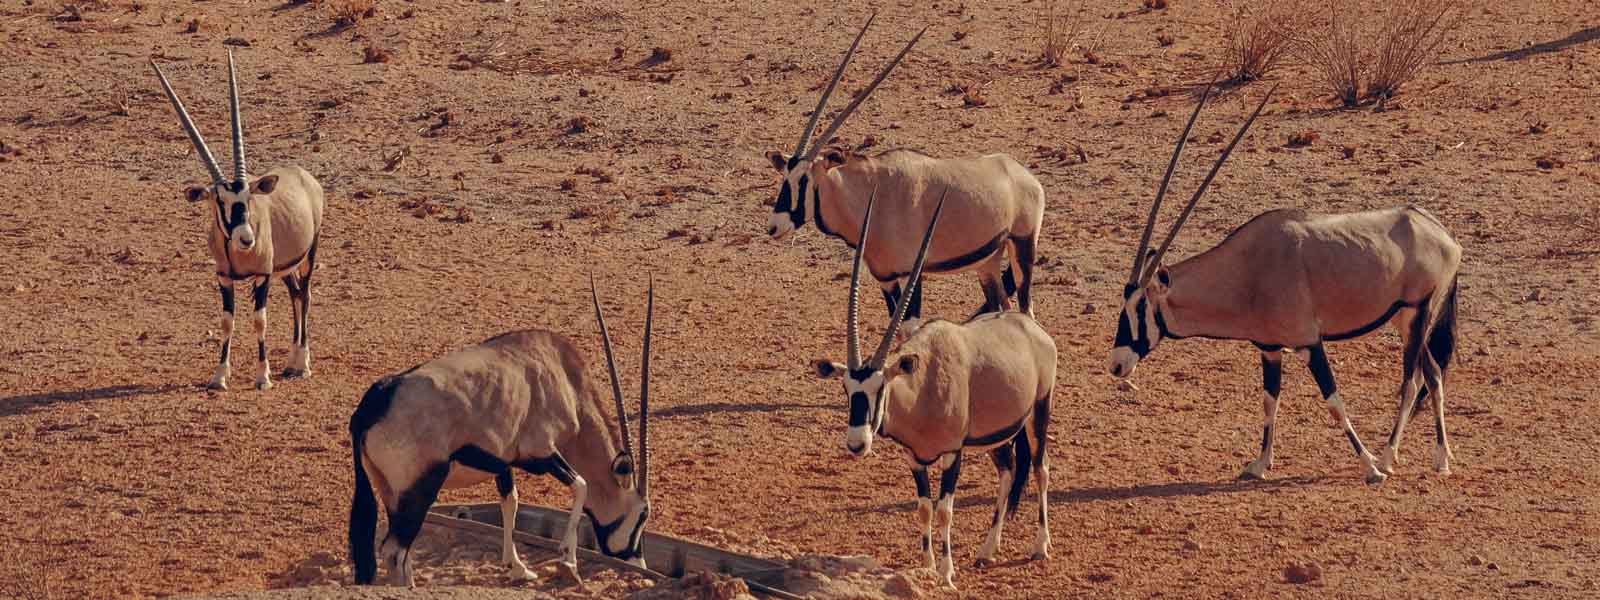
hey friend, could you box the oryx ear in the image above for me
[610,454,637,488]
[814,359,846,379]
[1146,266,1171,299]
[892,354,920,377]
[251,174,279,195]
[184,185,210,203]
[768,151,789,172]
[820,148,847,168]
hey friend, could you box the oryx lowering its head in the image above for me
[814,186,1059,589]
[151,50,325,391]
[349,276,657,586]
[1109,84,1463,484]
[765,14,1047,323]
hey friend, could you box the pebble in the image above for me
[1182,539,1202,551]
[1468,554,1485,566]
[1283,562,1323,584]
[885,572,923,598]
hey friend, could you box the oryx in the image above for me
[814,188,1057,589]
[151,50,325,391]
[348,276,656,586]
[765,14,1046,324]
[1108,84,1462,484]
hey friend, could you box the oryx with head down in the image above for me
[814,188,1057,589]
[348,276,656,586]
[151,50,325,391]
[766,14,1046,323]
[1108,85,1462,484]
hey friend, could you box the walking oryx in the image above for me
[1107,84,1462,485]
[814,188,1057,589]
[348,276,656,586]
[151,50,324,391]
[765,14,1046,325]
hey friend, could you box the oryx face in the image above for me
[766,152,814,239]
[816,361,888,456]
[1109,275,1168,378]
[191,176,277,252]
[587,491,650,567]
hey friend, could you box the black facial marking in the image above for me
[583,506,647,561]
[847,391,870,427]
[773,156,808,229]
[229,202,247,230]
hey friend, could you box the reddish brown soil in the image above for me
[2,1,1598,598]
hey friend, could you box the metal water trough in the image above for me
[429,502,801,599]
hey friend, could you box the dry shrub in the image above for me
[361,45,392,64]
[1214,0,1299,82]
[328,0,375,28]
[1292,0,1367,107]
[1038,0,1087,68]
[1369,0,1465,100]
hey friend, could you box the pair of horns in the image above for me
[793,13,928,162]
[151,49,248,186]
[591,274,654,497]
[846,185,947,371]
[1129,82,1278,288]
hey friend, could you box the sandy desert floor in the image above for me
[1,0,1598,598]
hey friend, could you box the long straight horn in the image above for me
[845,185,879,370]
[227,49,246,182]
[150,60,225,185]
[805,24,929,161]
[637,275,653,498]
[869,187,947,367]
[795,12,877,159]
[1130,80,1215,285]
[590,273,633,459]
[1142,84,1278,286]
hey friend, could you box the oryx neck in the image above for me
[812,166,860,244]
[561,392,630,521]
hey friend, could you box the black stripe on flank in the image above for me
[1323,301,1410,342]
[965,412,1029,448]
[877,232,1008,280]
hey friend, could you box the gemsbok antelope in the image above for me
[1107,85,1462,485]
[814,188,1057,589]
[151,50,324,391]
[765,14,1046,324]
[348,276,656,586]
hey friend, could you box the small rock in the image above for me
[1487,562,1499,571]
[1081,303,1096,315]
[1525,289,1543,302]
[1467,554,1485,566]
[1182,539,1202,551]
[1284,562,1324,584]
[885,572,922,598]
[1136,525,1156,535]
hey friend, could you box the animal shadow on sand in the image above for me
[1446,26,1600,64]
[850,475,1325,517]
[0,383,187,417]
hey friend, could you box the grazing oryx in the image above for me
[1108,84,1462,485]
[815,188,1057,589]
[766,14,1046,324]
[348,276,655,586]
[151,51,324,390]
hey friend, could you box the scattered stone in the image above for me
[1467,554,1485,566]
[1284,561,1324,584]
[1081,303,1096,315]
[885,572,922,598]
[1182,538,1202,551]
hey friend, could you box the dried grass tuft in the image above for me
[1369,0,1465,101]
[1038,0,1087,68]
[1214,0,1299,82]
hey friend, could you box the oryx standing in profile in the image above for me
[814,188,1057,589]
[1107,85,1462,484]
[349,276,656,586]
[151,50,324,391]
[765,14,1046,324]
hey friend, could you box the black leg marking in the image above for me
[217,284,234,366]
[881,283,901,317]
[392,461,450,548]
[913,467,931,499]
[1390,308,1431,446]
[988,443,1015,527]
[938,452,962,500]
[515,454,578,486]
[1345,430,1363,456]
[1012,236,1036,314]
[907,276,925,321]
[252,280,270,363]
[1306,344,1337,398]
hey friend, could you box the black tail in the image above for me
[1428,276,1458,375]
[349,376,400,585]
[1005,432,1031,519]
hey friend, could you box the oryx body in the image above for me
[1107,85,1462,485]
[766,14,1045,323]
[348,280,656,586]
[816,191,1056,589]
[151,52,324,390]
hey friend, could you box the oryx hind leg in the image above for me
[1307,344,1386,484]
[974,440,1016,567]
[1417,343,1453,474]
[911,466,935,570]
[386,461,450,587]
[448,446,533,580]
[280,274,310,379]
[1027,393,1051,561]
[1380,307,1428,475]
[209,278,235,390]
[1011,235,1037,317]
[934,451,962,589]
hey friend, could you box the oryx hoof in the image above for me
[1364,470,1389,485]
[1031,551,1050,562]
[206,379,228,391]
[1236,468,1266,481]
[555,560,581,585]
[255,377,274,391]
[507,562,535,581]
[1378,449,1400,475]
[282,367,311,380]
[973,557,995,569]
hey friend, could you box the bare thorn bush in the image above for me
[1214,0,1299,82]
[1369,0,1465,101]
[328,0,375,29]
[1038,0,1086,68]
[1292,0,1367,107]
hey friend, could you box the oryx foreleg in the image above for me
[209,277,235,390]
[882,278,924,338]
[912,466,935,570]
[387,461,450,587]
[250,277,272,390]
[935,451,962,589]
[449,446,534,580]
[1307,344,1386,484]
[1417,345,1453,474]
[1240,349,1283,479]
[517,453,585,578]
[975,441,1015,567]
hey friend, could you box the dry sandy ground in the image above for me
[2,0,1599,598]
